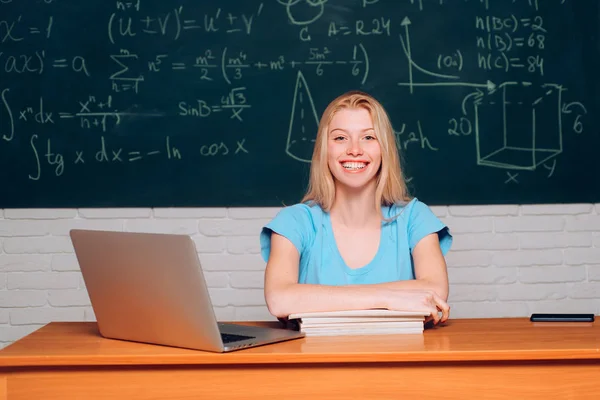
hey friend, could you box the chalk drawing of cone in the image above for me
[285,70,320,163]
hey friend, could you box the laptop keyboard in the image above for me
[220,332,256,344]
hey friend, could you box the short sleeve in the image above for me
[260,204,315,263]
[407,199,452,255]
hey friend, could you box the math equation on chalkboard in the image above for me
[0,0,597,207]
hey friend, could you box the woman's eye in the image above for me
[333,136,346,141]
[364,135,376,140]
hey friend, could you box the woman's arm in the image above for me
[370,233,449,301]
[264,233,449,323]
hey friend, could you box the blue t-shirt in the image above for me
[260,198,452,286]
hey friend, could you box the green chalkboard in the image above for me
[0,0,598,207]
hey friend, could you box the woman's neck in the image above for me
[329,182,380,229]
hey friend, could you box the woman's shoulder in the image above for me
[269,201,325,229]
[386,197,441,224]
[387,197,452,253]
[260,202,324,262]
[386,197,419,219]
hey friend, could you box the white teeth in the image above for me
[341,162,367,170]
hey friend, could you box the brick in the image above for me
[0,325,44,342]
[588,265,600,281]
[124,219,198,235]
[4,209,76,219]
[568,283,600,299]
[0,310,8,324]
[491,249,563,267]
[227,208,282,219]
[442,217,493,234]
[201,254,265,271]
[3,237,74,254]
[10,307,85,325]
[0,273,5,289]
[213,306,236,321]
[0,255,51,272]
[227,236,261,255]
[564,248,600,265]
[84,307,96,322]
[451,234,519,251]
[565,215,600,232]
[78,208,151,218]
[494,216,565,233]
[517,232,592,249]
[198,219,269,237]
[207,288,266,307]
[203,272,229,288]
[234,306,275,321]
[48,290,91,307]
[521,204,593,215]
[449,301,528,318]
[207,289,233,307]
[518,266,586,283]
[594,233,600,248]
[448,285,496,302]
[153,208,227,218]
[445,251,492,268]
[7,272,81,290]
[496,283,567,301]
[228,289,267,307]
[529,299,599,315]
[51,254,81,272]
[0,220,49,237]
[49,219,123,236]
[0,291,47,307]
[442,217,494,234]
[448,267,517,285]
[448,205,518,217]
[191,235,226,253]
[230,272,265,289]
[429,206,447,218]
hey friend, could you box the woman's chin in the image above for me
[332,175,378,192]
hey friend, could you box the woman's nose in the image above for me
[346,139,363,155]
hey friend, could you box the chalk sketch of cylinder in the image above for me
[474,83,563,170]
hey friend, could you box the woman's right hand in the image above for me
[383,289,450,324]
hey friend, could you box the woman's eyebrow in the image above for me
[329,128,375,133]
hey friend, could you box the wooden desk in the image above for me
[0,318,599,399]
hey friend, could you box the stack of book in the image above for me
[287,309,429,336]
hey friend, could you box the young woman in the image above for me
[260,91,452,325]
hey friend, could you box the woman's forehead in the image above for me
[328,108,374,131]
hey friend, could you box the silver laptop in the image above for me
[69,229,304,352]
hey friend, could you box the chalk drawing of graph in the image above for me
[285,70,320,163]
[474,83,563,170]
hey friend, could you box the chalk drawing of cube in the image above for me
[474,83,563,170]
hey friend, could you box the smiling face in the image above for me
[301,90,411,213]
[326,107,382,192]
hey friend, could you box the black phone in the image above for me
[530,313,595,322]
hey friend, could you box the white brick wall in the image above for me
[0,204,599,349]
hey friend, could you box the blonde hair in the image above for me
[301,90,412,215]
